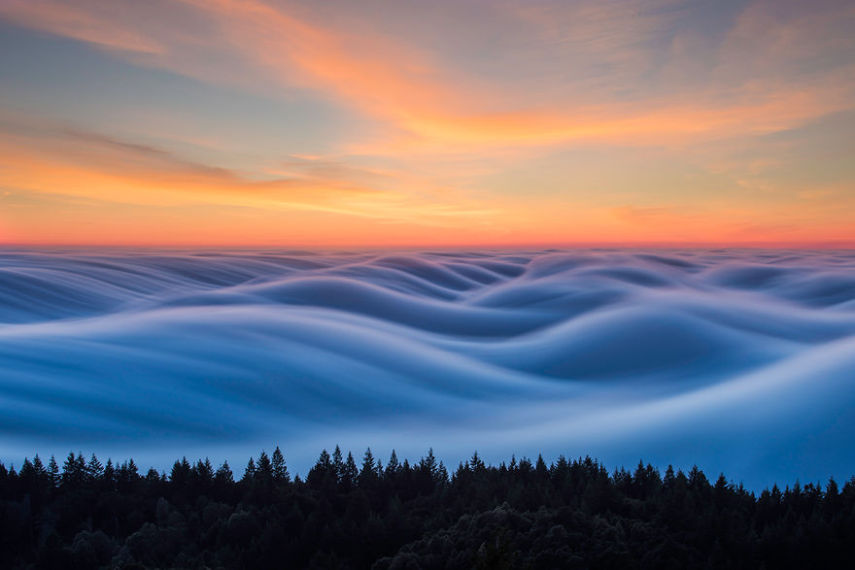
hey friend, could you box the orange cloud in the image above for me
[0,119,498,236]
[3,0,853,155]
[0,0,164,54]
[0,126,369,206]
[1,1,854,246]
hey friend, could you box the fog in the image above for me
[1,248,854,489]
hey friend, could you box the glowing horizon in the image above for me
[1,0,854,247]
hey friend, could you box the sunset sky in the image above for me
[1,0,853,246]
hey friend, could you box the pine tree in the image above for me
[272,446,289,483]
[256,451,273,484]
[88,454,104,480]
[242,458,256,483]
[215,461,234,484]
[126,458,139,479]
[437,461,449,483]
[76,452,87,478]
[195,458,214,484]
[535,454,549,479]
[332,446,345,483]
[420,448,438,480]
[825,477,840,515]
[307,449,335,490]
[103,459,115,486]
[317,449,332,470]
[62,452,83,485]
[386,450,400,477]
[30,455,48,489]
[171,458,191,486]
[342,452,358,489]
[47,455,60,487]
[359,448,378,488]
[19,458,35,484]
[664,465,676,490]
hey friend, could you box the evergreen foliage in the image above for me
[0,448,853,569]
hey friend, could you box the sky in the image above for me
[0,0,853,247]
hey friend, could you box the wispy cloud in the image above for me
[4,0,853,153]
[0,116,497,234]
[1,0,853,245]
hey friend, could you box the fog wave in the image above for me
[1,248,854,488]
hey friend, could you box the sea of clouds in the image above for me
[1,248,854,488]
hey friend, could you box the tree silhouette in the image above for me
[1,447,854,569]
[271,446,289,483]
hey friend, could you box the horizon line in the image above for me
[2,240,855,251]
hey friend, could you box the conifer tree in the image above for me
[171,458,191,486]
[386,450,400,477]
[420,448,438,480]
[343,452,358,489]
[242,458,256,483]
[76,452,87,478]
[215,461,234,484]
[332,445,345,482]
[103,459,115,486]
[271,446,289,483]
[437,461,449,483]
[307,449,334,489]
[535,454,549,479]
[126,458,139,479]
[47,455,59,487]
[256,451,273,484]
[664,464,676,489]
[62,452,82,485]
[19,458,35,484]
[88,454,104,480]
[28,455,48,491]
[359,448,378,488]
[195,458,214,483]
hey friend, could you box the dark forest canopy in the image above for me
[1,447,854,569]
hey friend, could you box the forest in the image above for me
[1,447,853,569]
